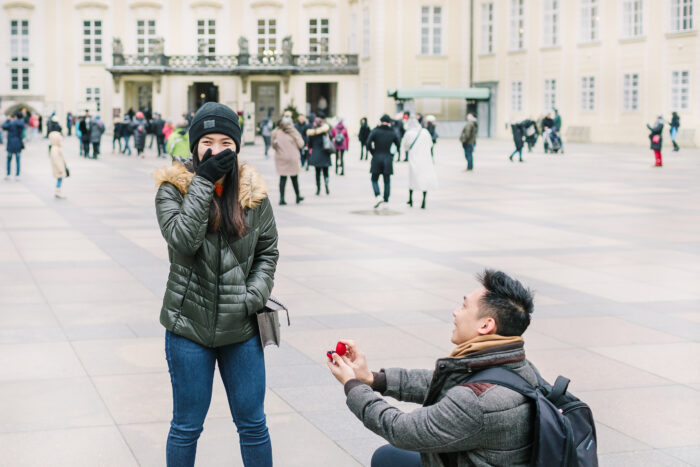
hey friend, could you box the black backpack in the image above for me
[468,367,598,467]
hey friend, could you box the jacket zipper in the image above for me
[210,232,221,347]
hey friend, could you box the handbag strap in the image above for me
[408,129,423,151]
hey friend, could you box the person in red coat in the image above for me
[647,116,664,167]
[331,120,349,176]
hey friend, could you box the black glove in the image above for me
[196,148,237,184]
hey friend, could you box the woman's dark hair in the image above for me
[192,148,248,237]
[477,269,534,336]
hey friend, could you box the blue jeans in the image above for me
[670,126,678,141]
[6,152,20,176]
[463,143,474,170]
[165,331,271,467]
[371,445,422,466]
[56,177,63,188]
[371,173,390,202]
[122,135,132,154]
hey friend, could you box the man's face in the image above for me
[298,115,306,123]
[451,287,493,345]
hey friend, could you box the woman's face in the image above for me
[197,133,236,159]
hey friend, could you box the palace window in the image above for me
[544,79,557,112]
[10,68,30,91]
[10,20,30,62]
[623,73,640,111]
[512,81,523,112]
[671,70,690,110]
[86,87,101,113]
[481,2,494,54]
[670,0,694,32]
[543,0,559,47]
[257,19,276,54]
[581,76,596,112]
[197,19,216,55]
[421,6,443,55]
[309,18,329,53]
[362,7,370,58]
[509,0,525,51]
[136,19,157,55]
[622,0,643,37]
[580,0,600,42]
[83,20,102,62]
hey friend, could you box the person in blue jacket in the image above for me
[2,113,25,180]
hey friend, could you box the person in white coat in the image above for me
[401,118,437,209]
[48,131,68,198]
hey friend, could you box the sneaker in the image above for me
[373,196,384,209]
[4,175,10,181]
[14,175,20,181]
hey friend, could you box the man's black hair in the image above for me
[477,269,534,336]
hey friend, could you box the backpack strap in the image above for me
[466,367,538,400]
[547,376,570,405]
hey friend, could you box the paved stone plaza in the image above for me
[0,134,698,466]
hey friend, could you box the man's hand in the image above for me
[327,353,356,385]
[339,339,373,385]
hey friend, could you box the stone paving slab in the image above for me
[0,134,698,465]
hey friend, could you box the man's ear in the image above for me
[478,317,497,336]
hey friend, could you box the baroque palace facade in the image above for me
[1,0,698,145]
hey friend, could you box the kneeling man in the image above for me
[328,269,538,467]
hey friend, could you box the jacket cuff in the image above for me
[344,379,364,396]
[371,370,387,393]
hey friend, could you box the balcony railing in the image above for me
[108,52,359,74]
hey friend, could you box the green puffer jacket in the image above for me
[154,161,279,347]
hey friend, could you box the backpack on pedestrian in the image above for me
[468,367,598,467]
[334,131,345,146]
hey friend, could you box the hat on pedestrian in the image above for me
[188,102,242,153]
[380,114,392,124]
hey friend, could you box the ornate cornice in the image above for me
[190,0,223,8]
[302,0,337,8]
[250,0,283,8]
[129,0,163,9]
[74,0,109,9]
[2,1,35,10]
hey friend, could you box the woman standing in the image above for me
[153,102,278,467]
[132,111,148,158]
[331,119,349,175]
[358,117,371,161]
[669,111,680,152]
[647,115,664,167]
[48,130,67,198]
[402,118,438,209]
[271,117,305,205]
[307,117,332,195]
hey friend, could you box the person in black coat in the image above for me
[509,122,525,162]
[358,117,371,160]
[306,117,332,195]
[295,114,311,169]
[113,121,123,153]
[366,114,401,208]
[669,111,680,152]
[647,116,664,167]
[151,113,166,157]
[78,114,92,158]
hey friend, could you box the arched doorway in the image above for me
[4,102,38,116]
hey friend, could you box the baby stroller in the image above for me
[543,127,563,154]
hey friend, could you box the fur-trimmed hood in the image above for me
[153,160,267,209]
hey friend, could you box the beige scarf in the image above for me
[449,334,523,359]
